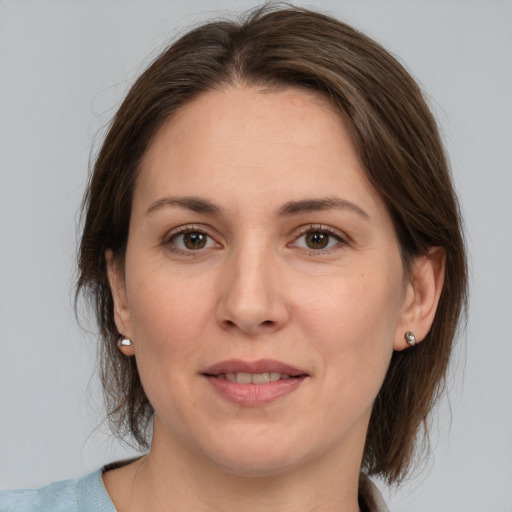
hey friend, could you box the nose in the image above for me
[215,242,290,337]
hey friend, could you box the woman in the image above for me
[0,5,467,511]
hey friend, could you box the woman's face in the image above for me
[109,85,414,476]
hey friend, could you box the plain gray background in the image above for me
[1,1,511,510]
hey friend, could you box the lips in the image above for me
[203,359,307,378]
[202,359,308,406]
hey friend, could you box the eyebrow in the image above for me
[145,195,369,220]
[278,197,370,219]
[145,196,223,216]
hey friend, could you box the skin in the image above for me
[105,85,445,512]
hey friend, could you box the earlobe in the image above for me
[394,247,446,351]
[106,250,135,355]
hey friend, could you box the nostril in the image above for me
[219,315,287,337]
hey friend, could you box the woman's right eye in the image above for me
[167,230,218,252]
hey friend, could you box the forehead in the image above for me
[144,85,349,159]
[135,85,383,217]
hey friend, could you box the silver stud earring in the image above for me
[117,337,133,348]
[404,331,417,347]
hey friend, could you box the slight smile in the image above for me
[202,359,309,406]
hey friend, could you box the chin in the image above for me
[201,437,315,478]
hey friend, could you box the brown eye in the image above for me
[183,231,208,251]
[305,232,330,249]
[290,227,344,253]
[183,232,207,250]
[169,230,218,252]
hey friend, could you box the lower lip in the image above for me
[204,376,305,406]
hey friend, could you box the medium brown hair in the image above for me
[77,4,467,484]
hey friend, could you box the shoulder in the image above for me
[0,468,116,512]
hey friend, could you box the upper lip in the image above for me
[203,359,307,377]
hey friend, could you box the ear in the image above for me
[106,250,135,356]
[394,247,446,351]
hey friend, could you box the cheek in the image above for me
[297,264,403,387]
[301,268,402,343]
[124,270,216,416]
[125,263,217,366]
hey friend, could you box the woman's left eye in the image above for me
[167,230,218,252]
[291,228,345,252]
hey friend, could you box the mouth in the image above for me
[213,372,297,384]
[202,358,308,383]
[202,359,308,405]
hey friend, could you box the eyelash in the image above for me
[163,224,348,256]
[164,225,219,255]
[290,224,348,255]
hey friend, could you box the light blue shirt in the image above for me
[0,468,390,512]
[0,468,116,512]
